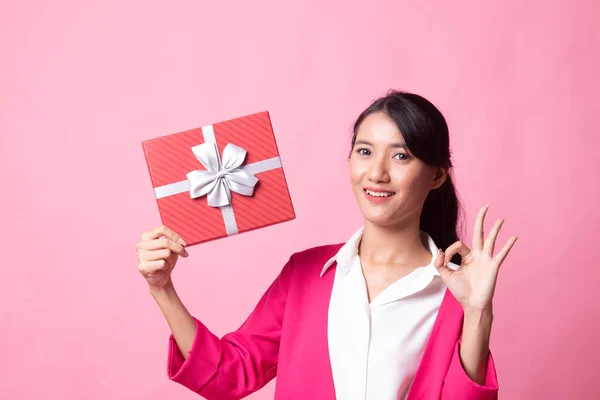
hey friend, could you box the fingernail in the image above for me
[180,238,187,246]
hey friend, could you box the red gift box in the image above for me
[142,111,296,246]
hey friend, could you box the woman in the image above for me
[136,90,518,400]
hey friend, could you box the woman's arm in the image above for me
[460,310,493,385]
[459,308,494,384]
[439,307,498,400]
[163,256,295,400]
[151,282,196,359]
[434,205,518,399]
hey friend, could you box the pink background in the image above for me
[1,1,598,399]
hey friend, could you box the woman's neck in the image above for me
[358,218,432,267]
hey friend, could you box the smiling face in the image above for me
[350,111,447,228]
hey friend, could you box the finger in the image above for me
[137,237,185,255]
[141,225,187,247]
[137,237,188,258]
[433,249,445,269]
[472,205,489,250]
[444,240,471,266]
[138,248,176,262]
[494,236,519,266]
[433,249,454,281]
[483,218,504,256]
[138,259,168,274]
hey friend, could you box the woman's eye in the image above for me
[394,153,410,161]
[357,148,371,156]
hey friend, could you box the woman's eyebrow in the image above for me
[355,139,407,149]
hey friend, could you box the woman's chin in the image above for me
[361,211,396,227]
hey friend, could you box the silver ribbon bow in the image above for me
[186,142,259,207]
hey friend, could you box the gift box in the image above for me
[142,111,295,246]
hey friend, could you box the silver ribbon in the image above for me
[186,142,259,208]
[153,125,282,235]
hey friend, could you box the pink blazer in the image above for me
[167,244,499,399]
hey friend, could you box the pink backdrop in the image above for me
[1,1,598,399]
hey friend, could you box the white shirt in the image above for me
[320,227,458,400]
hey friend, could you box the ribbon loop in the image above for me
[186,142,259,208]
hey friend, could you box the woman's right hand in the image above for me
[136,225,189,292]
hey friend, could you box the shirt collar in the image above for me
[320,227,441,278]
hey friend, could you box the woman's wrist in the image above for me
[149,281,177,299]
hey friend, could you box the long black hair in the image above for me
[351,90,465,265]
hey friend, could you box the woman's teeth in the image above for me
[365,189,395,197]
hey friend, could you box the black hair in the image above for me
[351,90,465,265]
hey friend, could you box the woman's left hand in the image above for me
[434,205,519,313]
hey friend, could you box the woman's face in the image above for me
[349,111,447,228]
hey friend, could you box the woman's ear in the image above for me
[431,167,448,190]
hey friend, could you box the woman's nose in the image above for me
[367,157,390,182]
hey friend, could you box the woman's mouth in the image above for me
[364,188,396,203]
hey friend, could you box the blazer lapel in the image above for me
[278,247,340,399]
[307,260,338,399]
[407,288,464,399]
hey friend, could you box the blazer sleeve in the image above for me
[441,339,499,400]
[166,255,295,400]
